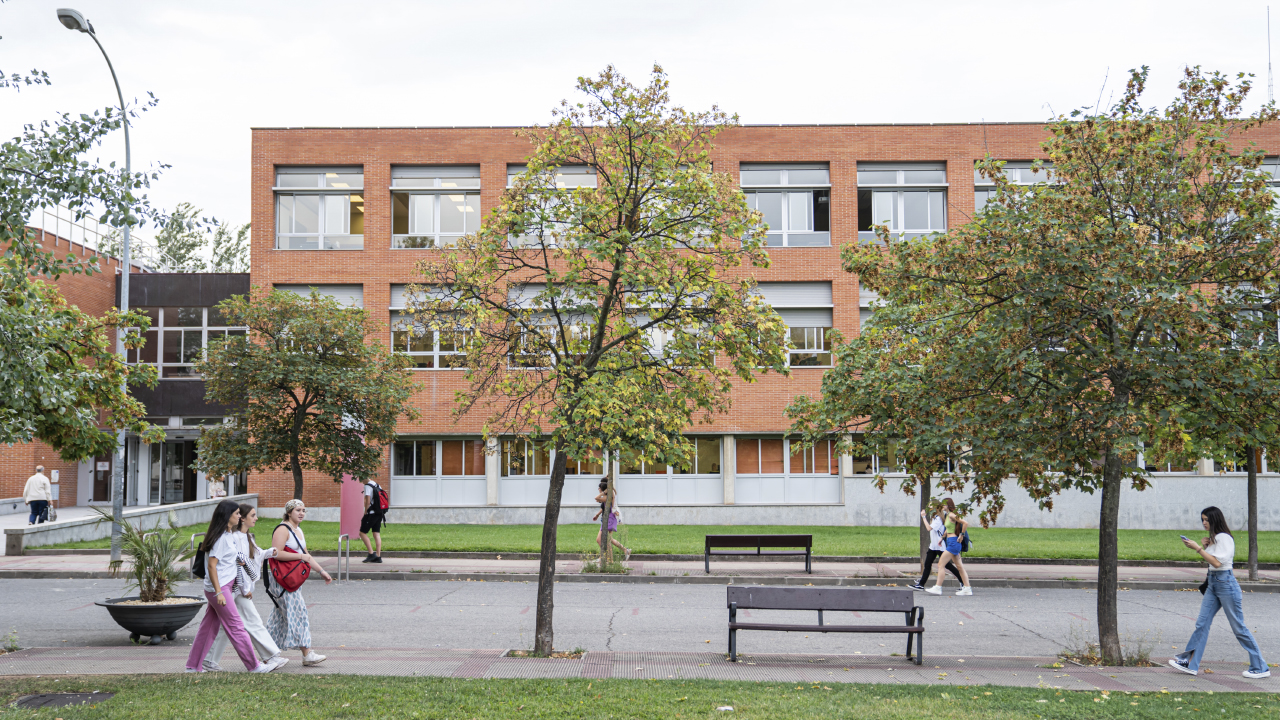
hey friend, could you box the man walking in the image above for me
[360,478,388,563]
[23,465,52,526]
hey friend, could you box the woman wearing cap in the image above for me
[266,499,332,667]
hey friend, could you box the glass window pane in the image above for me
[760,439,784,473]
[903,170,946,184]
[871,191,897,228]
[696,437,722,474]
[465,440,486,475]
[276,173,317,188]
[392,194,410,236]
[417,441,436,476]
[462,193,481,232]
[619,447,643,475]
[439,194,469,234]
[501,440,523,476]
[787,192,812,231]
[208,306,231,326]
[324,172,363,189]
[293,194,320,234]
[903,191,929,230]
[858,170,898,185]
[735,439,759,474]
[394,442,416,476]
[787,169,829,185]
[754,192,783,232]
[740,169,782,186]
[408,327,433,353]
[324,195,349,234]
[440,177,481,189]
[533,442,551,475]
[276,195,294,234]
[974,189,992,213]
[164,307,202,327]
[441,440,464,475]
[349,195,364,234]
[162,330,183,364]
[139,330,158,364]
[181,330,203,363]
[929,191,946,230]
[412,195,435,235]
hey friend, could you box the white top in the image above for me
[204,533,240,594]
[1206,533,1235,571]
[928,516,946,552]
[23,473,51,503]
[279,524,307,554]
[230,530,276,595]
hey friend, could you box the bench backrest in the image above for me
[727,585,913,612]
[706,534,813,549]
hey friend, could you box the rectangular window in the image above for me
[741,164,831,247]
[392,167,482,248]
[672,437,722,475]
[501,439,552,477]
[857,163,947,242]
[274,168,364,250]
[506,165,597,247]
[390,311,468,369]
[126,307,246,379]
[734,436,841,504]
[390,438,486,506]
[756,282,834,367]
[973,161,1056,212]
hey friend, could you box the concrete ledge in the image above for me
[3,494,257,555]
[0,498,25,517]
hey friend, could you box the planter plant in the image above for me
[93,508,205,645]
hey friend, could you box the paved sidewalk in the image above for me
[2,552,1277,590]
[0,646,1272,693]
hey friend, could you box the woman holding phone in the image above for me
[1169,506,1270,678]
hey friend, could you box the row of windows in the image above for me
[272,160,1089,251]
[125,307,247,378]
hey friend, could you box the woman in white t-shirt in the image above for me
[204,503,286,671]
[1169,506,1270,679]
[184,500,277,673]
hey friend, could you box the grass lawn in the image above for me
[0,675,1275,719]
[45,522,1280,562]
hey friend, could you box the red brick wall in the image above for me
[0,229,142,500]
[248,123,1280,505]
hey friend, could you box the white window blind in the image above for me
[755,282,833,307]
[274,284,364,308]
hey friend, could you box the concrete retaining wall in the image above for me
[0,498,24,517]
[4,494,257,554]
[254,475,1280,531]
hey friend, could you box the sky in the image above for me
[1,0,1276,241]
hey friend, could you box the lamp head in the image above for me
[56,8,94,34]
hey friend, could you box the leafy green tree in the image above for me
[195,289,420,501]
[0,68,163,456]
[410,65,789,655]
[794,67,1280,664]
[210,221,250,273]
[152,202,207,272]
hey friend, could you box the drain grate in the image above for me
[13,692,114,708]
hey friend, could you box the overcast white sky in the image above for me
[0,0,1274,235]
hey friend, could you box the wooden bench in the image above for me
[726,585,925,664]
[704,534,812,574]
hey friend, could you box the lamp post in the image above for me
[58,8,132,563]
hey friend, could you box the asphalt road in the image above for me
[1,579,1273,665]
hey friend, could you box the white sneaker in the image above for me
[184,668,201,673]
[925,585,942,595]
[956,586,973,596]
[302,652,326,666]
[251,662,277,674]
[201,660,224,672]
[1243,669,1271,679]
[268,655,290,670]
[1168,658,1197,676]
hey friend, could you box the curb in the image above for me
[22,547,1279,570]
[8,569,1275,593]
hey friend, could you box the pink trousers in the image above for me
[185,582,260,671]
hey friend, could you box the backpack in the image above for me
[960,529,973,553]
[369,483,390,514]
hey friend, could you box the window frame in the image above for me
[857,163,948,242]
[740,164,832,247]
[391,167,482,249]
[273,168,365,251]
[126,307,247,380]
[973,160,1056,213]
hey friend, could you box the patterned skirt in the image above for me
[265,574,312,650]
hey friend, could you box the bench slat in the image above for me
[729,622,922,633]
[705,534,812,549]
[727,585,913,612]
[707,550,809,556]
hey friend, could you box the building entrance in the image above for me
[149,440,198,505]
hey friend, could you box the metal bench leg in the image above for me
[915,633,923,665]
[729,628,737,662]
[806,547,812,574]
[705,550,710,574]
[906,631,914,661]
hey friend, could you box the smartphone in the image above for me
[1179,535,1190,542]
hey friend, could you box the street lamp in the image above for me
[58,7,133,563]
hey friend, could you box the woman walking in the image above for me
[924,498,973,596]
[204,503,287,672]
[592,477,630,561]
[1169,506,1270,678]
[266,499,332,667]
[184,500,278,673]
[910,503,964,591]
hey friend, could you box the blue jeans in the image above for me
[27,500,48,525]
[1177,570,1268,673]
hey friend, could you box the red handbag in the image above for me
[268,524,311,593]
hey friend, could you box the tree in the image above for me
[795,67,1280,664]
[410,65,789,655]
[152,202,208,272]
[210,221,250,273]
[0,68,163,456]
[195,289,420,501]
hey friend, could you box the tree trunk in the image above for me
[1247,446,1258,582]
[919,473,932,577]
[534,448,568,656]
[290,453,305,501]
[1097,449,1123,664]
[599,480,614,566]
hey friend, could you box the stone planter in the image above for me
[95,596,206,645]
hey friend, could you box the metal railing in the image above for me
[337,534,351,583]
[189,532,206,553]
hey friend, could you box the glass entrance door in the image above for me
[149,441,199,505]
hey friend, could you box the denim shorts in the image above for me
[945,537,963,555]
